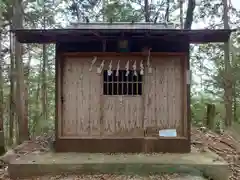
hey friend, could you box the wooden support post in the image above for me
[206,103,216,130]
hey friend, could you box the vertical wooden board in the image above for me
[164,58,183,135]
[62,59,75,136]
[183,57,188,137]
[56,52,61,138]
[123,98,129,131]
[61,59,68,136]
[155,59,167,129]
[125,98,137,130]
[89,61,101,136]
[174,58,183,135]
[76,60,84,136]
[133,97,142,130]
[127,98,133,131]
[136,97,142,129]
[113,97,142,136]
[163,60,169,129]
[166,59,175,129]
[103,97,116,136]
[143,60,156,128]
[115,96,126,135]
[80,61,91,135]
[72,59,78,136]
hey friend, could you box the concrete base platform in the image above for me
[8,152,230,180]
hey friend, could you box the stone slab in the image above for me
[8,151,230,180]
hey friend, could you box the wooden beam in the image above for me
[61,52,187,58]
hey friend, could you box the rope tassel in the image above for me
[125,60,129,76]
[107,60,112,76]
[133,60,137,76]
[147,48,152,73]
[140,60,144,75]
[97,60,105,74]
[116,60,120,76]
[89,56,97,71]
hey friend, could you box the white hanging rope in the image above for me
[116,60,120,76]
[147,48,152,73]
[97,60,105,74]
[133,60,137,76]
[89,56,97,71]
[140,60,144,75]
[107,60,112,76]
[125,60,129,76]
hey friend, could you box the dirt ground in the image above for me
[1,127,240,180]
[4,174,207,180]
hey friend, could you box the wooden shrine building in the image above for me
[13,23,233,153]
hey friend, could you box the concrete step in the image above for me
[8,152,230,180]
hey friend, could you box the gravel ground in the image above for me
[17,174,207,180]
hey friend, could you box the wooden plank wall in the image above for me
[144,57,183,136]
[60,55,185,137]
[62,57,101,136]
[101,57,143,137]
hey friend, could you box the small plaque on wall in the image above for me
[159,129,177,137]
[119,40,129,52]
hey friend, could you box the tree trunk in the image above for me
[32,63,42,136]
[144,0,150,22]
[180,0,183,29]
[165,0,170,22]
[0,14,5,154]
[41,0,48,131]
[23,49,31,139]
[42,44,48,126]
[8,30,15,147]
[223,0,232,127]
[184,0,196,29]
[233,82,237,122]
[13,0,28,144]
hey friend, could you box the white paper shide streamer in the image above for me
[97,60,105,74]
[107,60,112,76]
[140,60,144,75]
[133,60,137,76]
[125,60,130,76]
[147,48,152,73]
[89,56,97,71]
[116,60,120,76]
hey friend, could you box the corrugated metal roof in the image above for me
[11,23,236,44]
[69,22,176,29]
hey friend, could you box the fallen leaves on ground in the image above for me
[191,127,240,180]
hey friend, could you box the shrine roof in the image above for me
[12,22,236,44]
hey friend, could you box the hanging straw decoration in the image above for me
[132,60,137,76]
[89,56,97,71]
[125,60,130,76]
[97,60,105,74]
[140,60,144,75]
[107,60,113,76]
[147,48,152,73]
[116,60,120,76]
